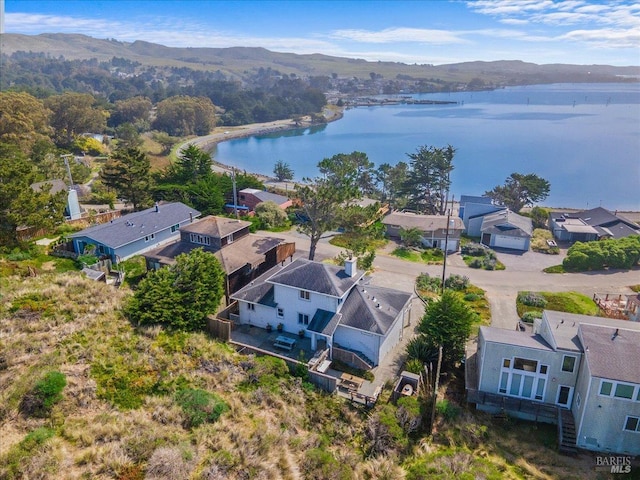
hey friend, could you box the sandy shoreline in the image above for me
[180,107,344,181]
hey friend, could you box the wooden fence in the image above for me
[333,346,373,370]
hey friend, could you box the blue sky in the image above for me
[4,0,640,66]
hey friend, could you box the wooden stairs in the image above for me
[558,408,578,455]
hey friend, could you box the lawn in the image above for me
[516,291,599,318]
[0,245,80,278]
[391,247,443,264]
[329,232,387,251]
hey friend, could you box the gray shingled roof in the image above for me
[580,323,640,384]
[240,188,290,206]
[308,309,342,336]
[542,310,640,352]
[480,326,553,351]
[480,209,533,237]
[338,285,412,335]
[70,202,200,249]
[266,258,363,297]
[382,211,464,231]
[180,216,251,238]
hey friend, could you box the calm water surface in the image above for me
[213,84,640,210]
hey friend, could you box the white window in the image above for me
[615,383,635,400]
[624,416,640,432]
[600,380,613,396]
[190,233,210,246]
[561,355,576,373]
[299,290,310,301]
[247,303,255,311]
[298,313,309,325]
[277,308,284,318]
[599,380,638,401]
[227,233,234,244]
[500,356,548,401]
[171,224,179,232]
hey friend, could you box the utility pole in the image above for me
[429,345,443,435]
[440,203,453,294]
[231,167,239,219]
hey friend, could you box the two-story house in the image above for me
[458,195,506,237]
[226,188,292,215]
[143,216,295,298]
[69,202,200,263]
[469,310,640,455]
[230,258,414,367]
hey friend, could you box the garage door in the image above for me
[494,235,527,250]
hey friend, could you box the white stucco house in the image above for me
[468,310,640,455]
[230,258,414,367]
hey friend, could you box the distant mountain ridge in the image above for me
[2,33,639,85]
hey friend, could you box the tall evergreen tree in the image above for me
[0,143,66,246]
[404,145,455,214]
[100,147,152,210]
[417,289,477,370]
[126,249,225,331]
[484,172,550,213]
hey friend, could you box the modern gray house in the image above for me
[459,195,506,237]
[549,207,640,242]
[479,209,533,251]
[69,202,200,263]
[468,311,640,455]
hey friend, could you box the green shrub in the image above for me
[445,274,469,291]
[405,358,424,375]
[175,388,229,428]
[468,257,483,269]
[521,311,543,323]
[461,243,487,257]
[436,399,460,421]
[2,427,56,478]
[302,448,353,480]
[20,371,66,417]
[517,291,547,308]
[463,292,481,302]
[416,272,441,293]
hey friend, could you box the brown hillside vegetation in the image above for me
[0,272,622,479]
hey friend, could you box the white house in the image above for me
[230,258,413,367]
[469,311,640,455]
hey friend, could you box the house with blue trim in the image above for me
[69,202,200,263]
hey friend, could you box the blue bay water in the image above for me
[213,83,640,210]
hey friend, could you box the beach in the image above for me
[180,106,344,181]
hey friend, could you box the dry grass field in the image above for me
[0,269,633,479]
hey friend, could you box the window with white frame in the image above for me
[299,290,310,301]
[599,380,639,401]
[247,303,255,311]
[277,308,284,318]
[561,355,577,373]
[171,224,179,232]
[623,416,640,432]
[190,233,210,246]
[499,356,548,401]
[227,233,234,244]
[298,313,309,325]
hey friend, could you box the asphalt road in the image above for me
[256,228,639,330]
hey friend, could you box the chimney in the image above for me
[344,257,357,278]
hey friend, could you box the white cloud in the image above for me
[329,27,467,45]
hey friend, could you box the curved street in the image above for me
[255,228,639,330]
